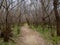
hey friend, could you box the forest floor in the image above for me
[15,24,48,45]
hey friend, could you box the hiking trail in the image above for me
[16,24,47,45]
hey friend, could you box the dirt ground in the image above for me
[15,24,47,45]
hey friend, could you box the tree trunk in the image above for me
[3,0,12,42]
[53,0,60,36]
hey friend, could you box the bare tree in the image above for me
[53,0,60,36]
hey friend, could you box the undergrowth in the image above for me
[0,24,20,45]
[30,24,60,45]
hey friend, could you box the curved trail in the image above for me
[16,24,46,45]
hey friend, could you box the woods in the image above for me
[0,0,60,45]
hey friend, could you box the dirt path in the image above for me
[16,24,46,45]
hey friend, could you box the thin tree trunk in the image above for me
[41,0,45,31]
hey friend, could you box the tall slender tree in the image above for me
[53,0,60,36]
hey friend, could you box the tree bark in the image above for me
[53,0,60,36]
[3,0,12,42]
